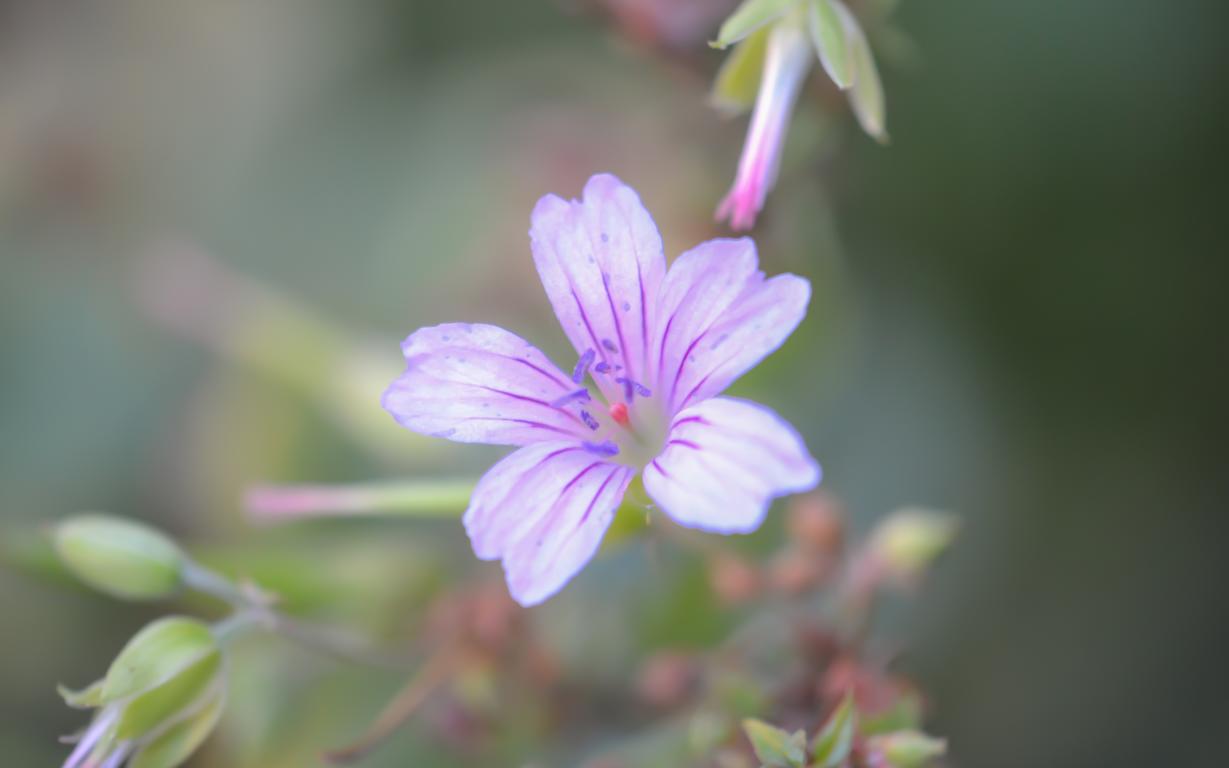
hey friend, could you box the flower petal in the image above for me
[643,397,820,534]
[651,238,810,413]
[464,441,633,606]
[382,323,589,445]
[530,174,666,400]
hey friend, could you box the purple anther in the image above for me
[594,361,612,374]
[601,338,619,353]
[550,388,591,408]
[580,409,600,431]
[582,439,620,457]
[614,376,652,400]
[572,349,595,384]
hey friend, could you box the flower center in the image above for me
[563,348,667,469]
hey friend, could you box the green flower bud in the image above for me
[867,729,947,768]
[58,617,225,768]
[54,514,184,600]
[869,508,958,585]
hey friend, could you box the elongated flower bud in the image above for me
[716,19,812,230]
[54,514,185,600]
[866,729,947,768]
[869,507,958,586]
[58,616,226,768]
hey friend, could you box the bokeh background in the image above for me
[3,1,1226,766]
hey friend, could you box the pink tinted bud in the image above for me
[716,21,813,231]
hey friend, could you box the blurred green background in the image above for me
[2,1,1226,766]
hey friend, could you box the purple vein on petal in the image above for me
[571,288,608,367]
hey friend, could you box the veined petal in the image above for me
[382,323,588,445]
[652,238,809,413]
[464,441,634,606]
[530,174,666,400]
[643,397,820,534]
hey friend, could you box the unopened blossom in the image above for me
[712,0,890,229]
[383,174,820,605]
[716,21,813,231]
[59,617,225,768]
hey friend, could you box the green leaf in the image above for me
[711,25,772,116]
[831,0,887,141]
[742,719,807,767]
[808,0,854,89]
[713,0,799,49]
[129,686,224,768]
[812,693,857,768]
[115,653,222,741]
[54,514,184,600]
[102,617,218,703]
[58,679,105,709]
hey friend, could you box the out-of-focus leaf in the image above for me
[812,692,857,767]
[713,0,798,49]
[808,0,854,90]
[860,691,923,735]
[604,498,652,548]
[742,718,807,767]
[832,0,888,141]
[637,559,733,648]
[711,26,772,116]
[128,686,224,768]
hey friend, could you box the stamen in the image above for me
[572,349,595,383]
[594,361,612,374]
[580,409,600,431]
[614,376,652,400]
[550,388,591,408]
[582,439,620,457]
[609,402,629,426]
[601,338,619,353]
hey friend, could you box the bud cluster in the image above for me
[51,514,261,768]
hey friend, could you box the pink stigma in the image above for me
[609,402,630,426]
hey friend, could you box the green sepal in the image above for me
[831,0,888,141]
[808,0,854,89]
[115,651,222,741]
[713,0,799,49]
[711,25,772,116]
[58,679,105,709]
[101,617,218,703]
[128,685,225,768]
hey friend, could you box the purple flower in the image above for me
[383,174,820,605]
[716,22,813,231]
